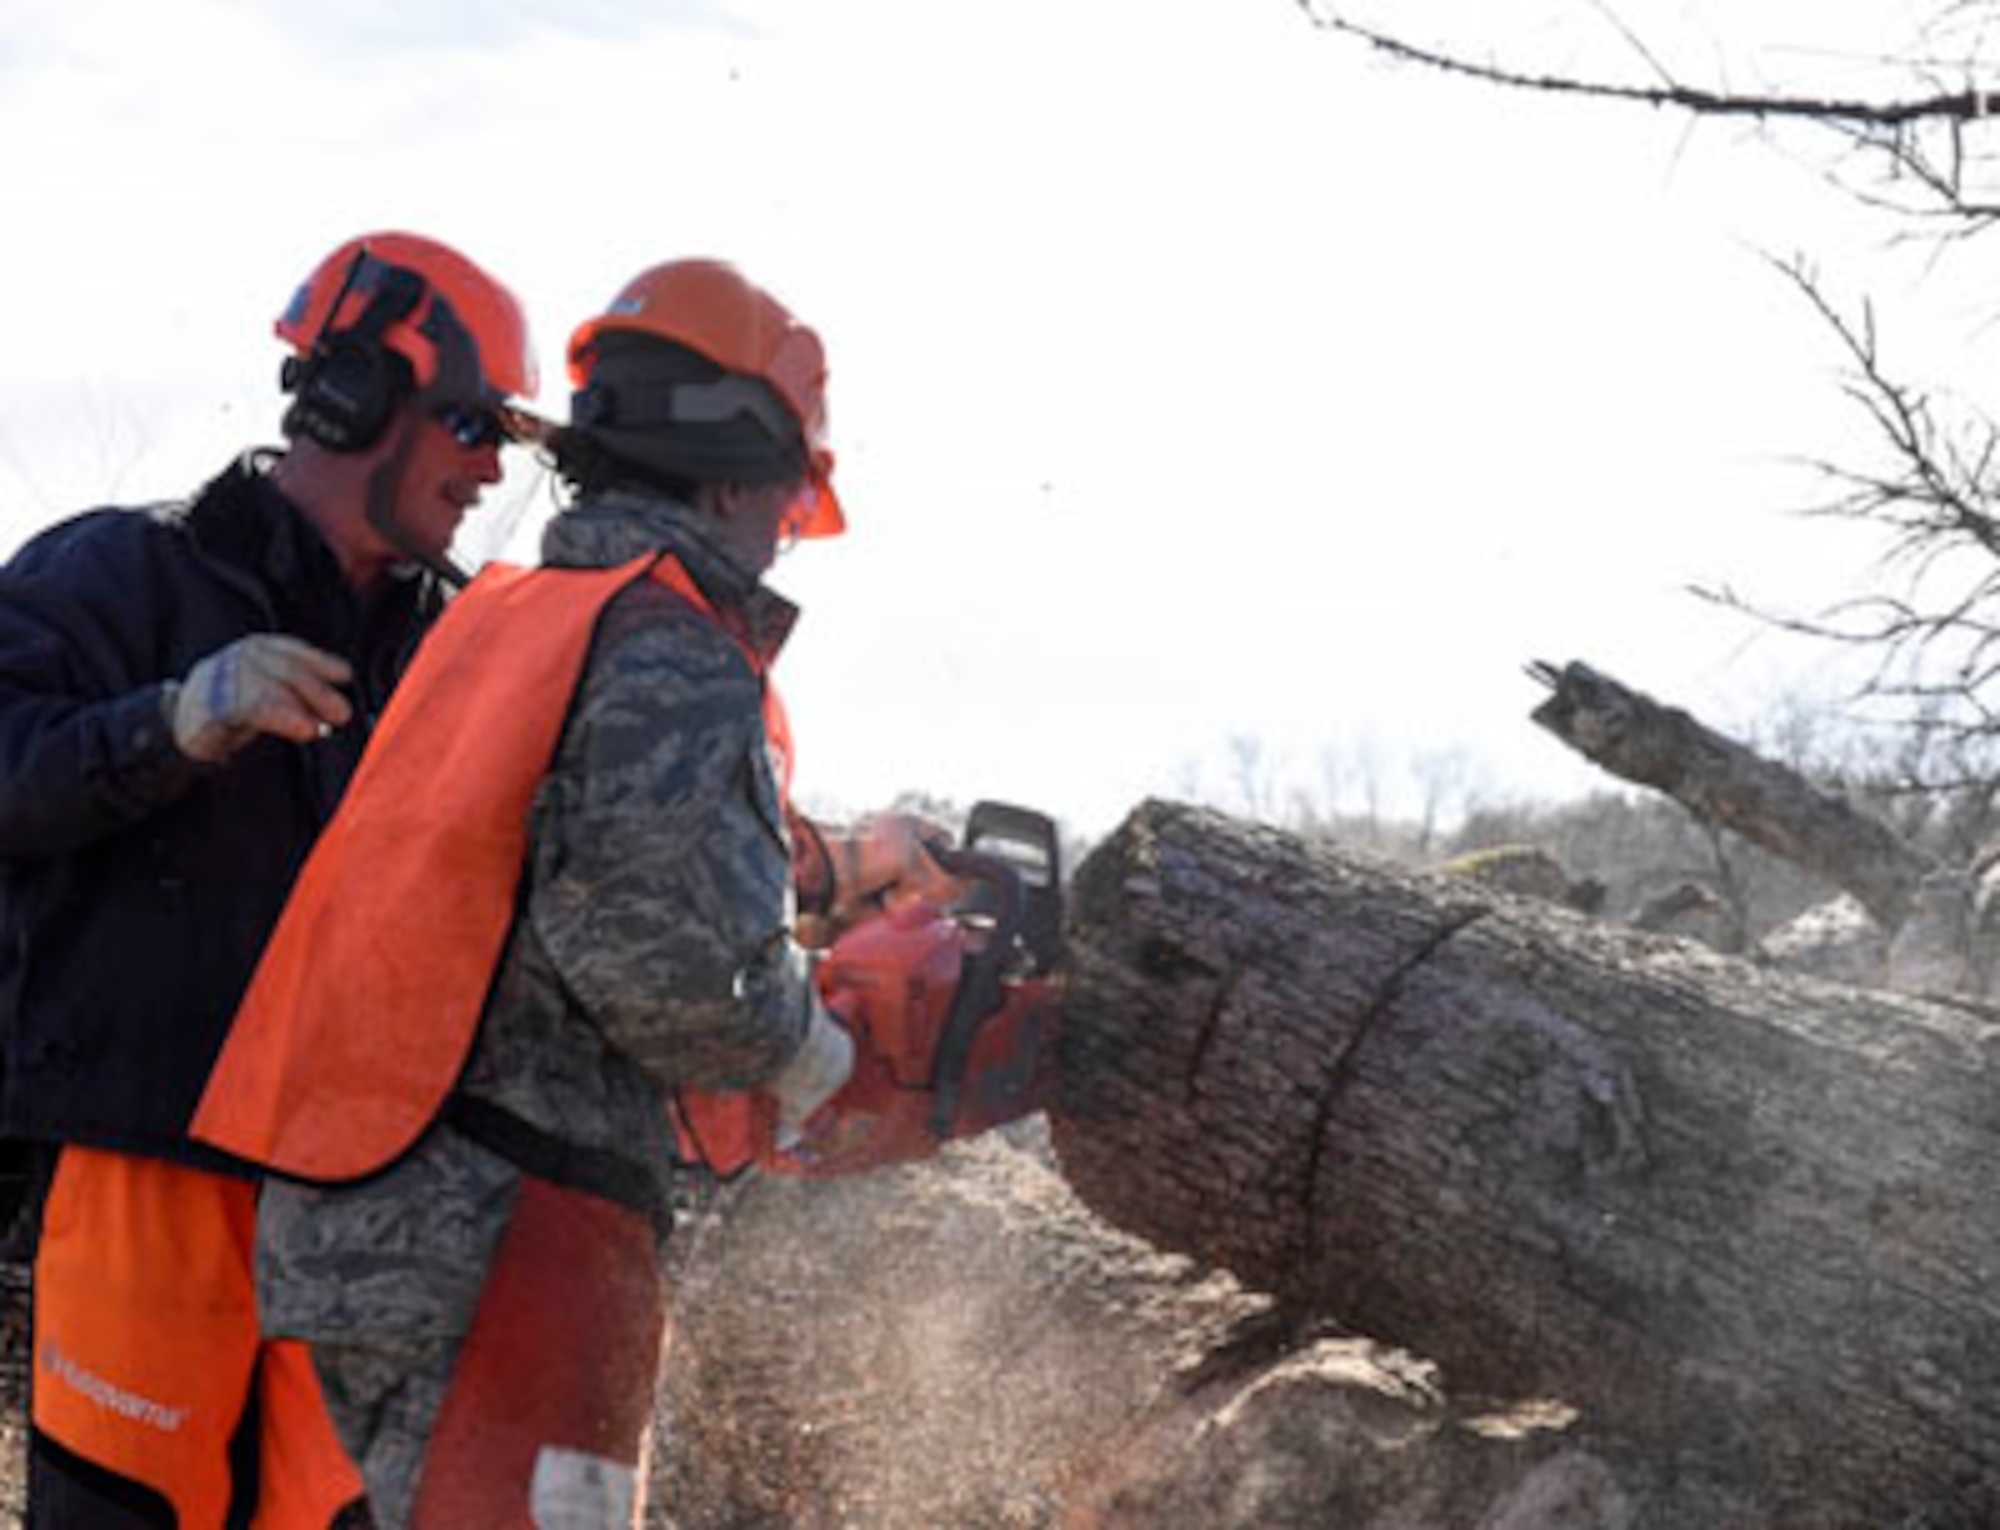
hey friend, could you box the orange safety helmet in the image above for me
[567,260,842,538]
[276,231,539,423]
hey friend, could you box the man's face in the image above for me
[387,404,506,566]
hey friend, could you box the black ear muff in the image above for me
[284,261,426,453]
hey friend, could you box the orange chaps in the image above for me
[29,1148,364,1529]
[410,1175,668,1529]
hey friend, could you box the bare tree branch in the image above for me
[1584,0,1676,90]
[1670,253,2000,777]
[1297,5,2000,223]
[1297,7,2000,128]
[1297,4,2000,790]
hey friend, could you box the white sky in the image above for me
[0,0,1990,838]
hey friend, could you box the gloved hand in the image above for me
[768,998,855,1149]
[831,812,965,922]
[171,635,356,764]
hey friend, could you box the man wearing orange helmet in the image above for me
[0,232,538,1528]
[191,258,954,1527]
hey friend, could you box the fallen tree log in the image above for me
[1527,659,1933,929]
[1047,800,1999,1527]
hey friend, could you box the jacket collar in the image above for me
[540,487,799,663]
[167,452,340,600]
[167,450,439,661]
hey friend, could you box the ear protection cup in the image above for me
[282,263,426,453]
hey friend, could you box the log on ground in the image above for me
[1047,800,1999,1526]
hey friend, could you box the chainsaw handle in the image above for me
[925,842,1027,951]
[918,844,1028,1142]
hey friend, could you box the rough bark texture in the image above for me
[1048,800,1999,1528]
[1528,660,1934,928]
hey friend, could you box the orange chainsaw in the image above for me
[670,802,1064,1178]
[762,800,1066,1178]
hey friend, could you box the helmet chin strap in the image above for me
[363,412,472,587]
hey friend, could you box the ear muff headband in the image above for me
[282,255,427,454]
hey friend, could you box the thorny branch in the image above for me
[1296,7,2000,127]
[1296,5,2000,127]
[1294,4,2000,224]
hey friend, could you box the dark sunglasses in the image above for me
[434,404,509,450]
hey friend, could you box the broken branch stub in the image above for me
[1527,659,1933,930]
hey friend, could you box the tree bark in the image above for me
[1047,800,1999,1528]
[1527,659,1934,929]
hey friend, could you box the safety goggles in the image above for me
[434,403,511,450]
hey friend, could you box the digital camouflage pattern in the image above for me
[307,1338,457,1530]
[255,488,814,1525]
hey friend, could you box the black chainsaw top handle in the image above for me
[956,800,1064,972]
[928,843,1028,951]
[921,843,1026,1141]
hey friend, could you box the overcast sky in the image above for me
[0,0,1988,837]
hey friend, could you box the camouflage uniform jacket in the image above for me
[257,487,814,1350]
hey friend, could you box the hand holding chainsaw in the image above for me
[800,811,969,938]
[676,802,1064,1179]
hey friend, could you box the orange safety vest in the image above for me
[191,551,792,1183]
[31,1149,366,1528]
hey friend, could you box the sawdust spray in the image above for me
[646,1127,1260,1528]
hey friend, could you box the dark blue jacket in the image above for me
[0,452,440,1169]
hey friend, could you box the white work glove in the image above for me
[171,635,356,764]
[832,813,964,920]
[768,998,855,1149]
